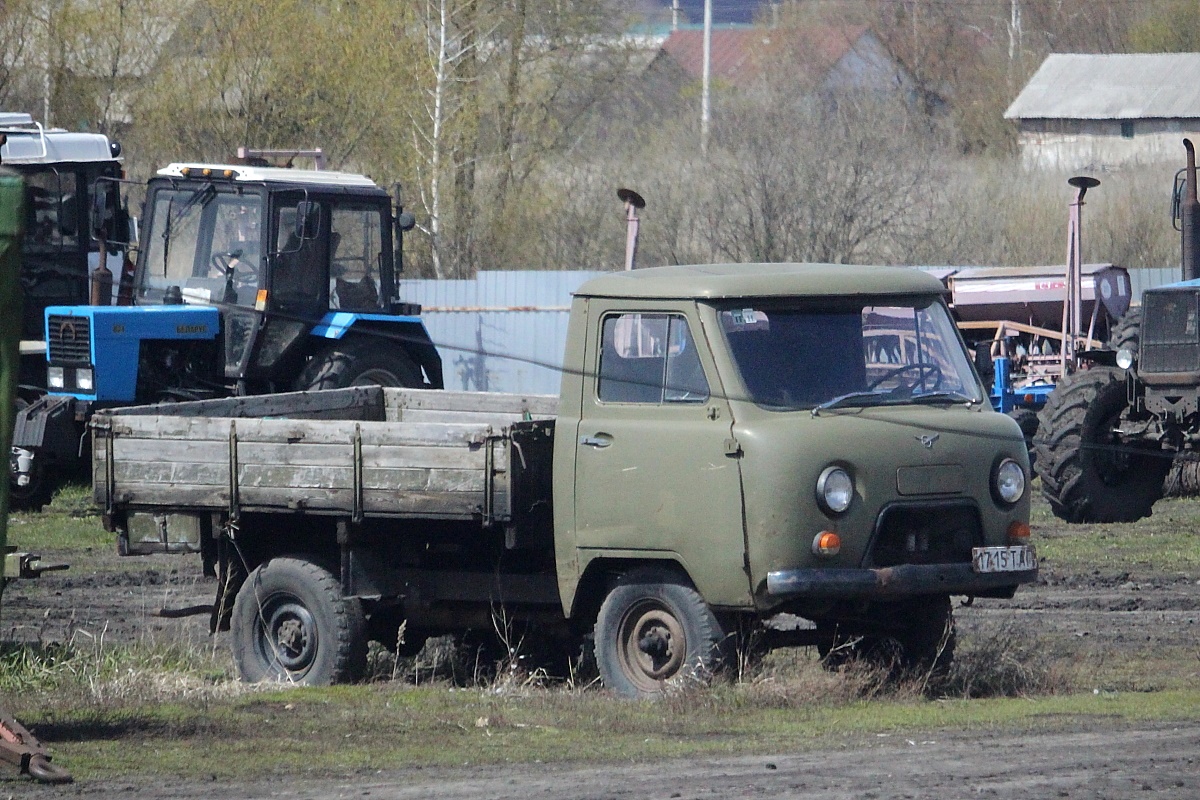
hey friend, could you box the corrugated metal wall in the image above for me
[399,271,606,395]
[399,267,1181,396]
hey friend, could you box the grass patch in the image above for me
[5,482,111,554]
[1032,495,1200,576]
[5,658,1199,783]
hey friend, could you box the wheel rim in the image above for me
[617,599,686,692]
[350,368,402,387]
[1093,409,1134,485]
[256,593,319,676]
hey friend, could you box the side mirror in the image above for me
[974,341,995,386]
[91,181,132,250]
[294,201,320,239]
[395,211,416,232]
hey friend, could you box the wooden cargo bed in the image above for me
[92,387,558,522]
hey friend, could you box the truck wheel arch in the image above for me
[569,557,698,625]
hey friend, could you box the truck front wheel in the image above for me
[1034,366,1168,523]
[594,569,725,699]
[296,339,424,390]
[231,557,367,685]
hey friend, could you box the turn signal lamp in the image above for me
[811,531,841,557]
[1007,521,1031,542]
[255,290,268,311]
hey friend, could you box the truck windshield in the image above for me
[718,299,983,410]
[138,186,264,308]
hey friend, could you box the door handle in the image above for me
[579,434,612,448]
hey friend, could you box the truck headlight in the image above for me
[816,466,854,515]
[1116,348,1134,370]
[75,368,94,391]
[993,458,1026,505]
[47,366,64,389]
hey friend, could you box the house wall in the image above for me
[1018,118,1200,171]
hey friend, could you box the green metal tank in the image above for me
[0,164,71,783]
[0,165,23,567]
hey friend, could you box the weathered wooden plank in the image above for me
[110,439,489,472]
[384,388,558,418]
[116,486,488,518]
[101,386,386,420]
[112,417,497,448]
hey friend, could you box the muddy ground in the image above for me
[1,497,1199,798]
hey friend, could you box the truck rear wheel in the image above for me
[232,557,367,685]
[1034,366,1169,523]
[594,569,725,699]
[296,339,424,390]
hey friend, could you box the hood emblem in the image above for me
[916,433,940,450]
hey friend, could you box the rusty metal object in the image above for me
[618,188,645,271]
[0,712,71,783]
[1183,139,1200,282]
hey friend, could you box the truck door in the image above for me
[571,303,751,608]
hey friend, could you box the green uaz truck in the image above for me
[92,263,1037,697]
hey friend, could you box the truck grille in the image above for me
[1141,289,1200,376]
[866,503,982,567]
[47,314,91,364]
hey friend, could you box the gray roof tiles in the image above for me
[1005,53,1200,121]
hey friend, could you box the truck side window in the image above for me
[598,313,708,403]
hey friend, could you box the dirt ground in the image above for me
[1,501,1199,797]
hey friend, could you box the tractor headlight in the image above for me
[1116,348,1135,370]
[75,368,94,391]
[816,466,854,515]
[993,458,1026,505]
[47,366,64,389]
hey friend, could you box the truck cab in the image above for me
[553,265,1035,694]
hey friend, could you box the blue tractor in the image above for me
[11,159,442,509]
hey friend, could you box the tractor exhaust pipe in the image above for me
[1183,139,1200,282]
[618,188,645,271]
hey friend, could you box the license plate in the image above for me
[972,545,1036,573]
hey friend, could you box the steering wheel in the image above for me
[211,251,256,283]
[867,362,944,393]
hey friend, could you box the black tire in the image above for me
[231,557,368,685]
[296,339,424,391]
[1034,366,1169,523]
[816,596,956,677]
[594,569,725,699]
[1007,407,1040,467]
[1106,307,1141,357]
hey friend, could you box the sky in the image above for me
[669,0,765,25]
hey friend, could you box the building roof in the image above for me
[660,25,871,87]
[575,263,947,300]
[1005,53,1200,121]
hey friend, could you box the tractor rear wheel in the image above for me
[1106,307,1142,357]
[1034,367,1169,523]
[296,339,424,390]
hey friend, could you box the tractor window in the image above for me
[273,202,327,311]
[21,168,78,250]
[139,187,264,308]
[329,206,385,311]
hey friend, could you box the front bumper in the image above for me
[766,562,1038,599]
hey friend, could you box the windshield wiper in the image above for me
[811,391,886,416]
[909,391,979,406]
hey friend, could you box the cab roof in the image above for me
[574,263,949,301]
[157,163,378,188]
[0,113,120,164]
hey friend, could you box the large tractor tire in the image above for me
[296,338,424,390]
[594,568,726,699]
[232,557,368,685]
[1106,307,1142,357]
[1034,367,1169,523]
